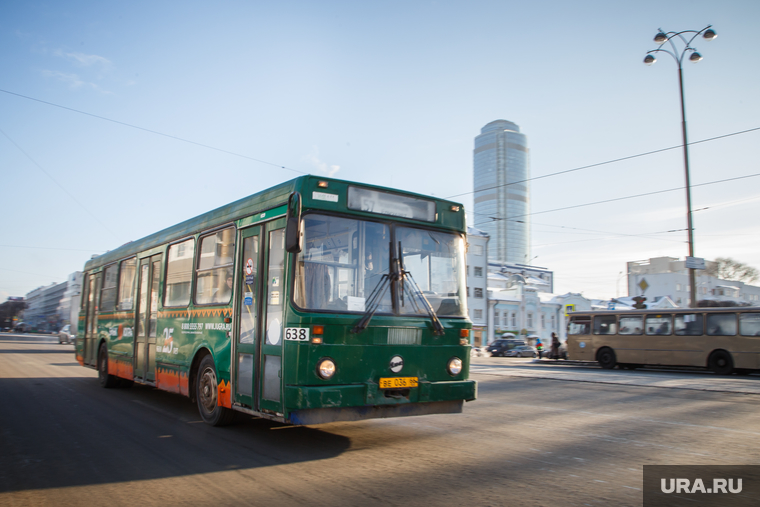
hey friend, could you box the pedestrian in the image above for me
[551,332,560,360]
[535,339,543,357]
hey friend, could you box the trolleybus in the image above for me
[566,307,760,374]
[76,176,476,425]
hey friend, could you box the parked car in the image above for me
[486,338,527,357]
[505,345,537,358]
[58,325,74,344]
[470,346,488,358]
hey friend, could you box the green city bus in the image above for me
[76,176,476,425]
[566,307,760,374]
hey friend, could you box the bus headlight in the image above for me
[447,357,463,376]
[317,358,336,379]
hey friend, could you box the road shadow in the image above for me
[0,376,351,493]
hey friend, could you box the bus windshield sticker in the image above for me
[313,191,339,202]
[347,296,366,312]
[244,292,253,305]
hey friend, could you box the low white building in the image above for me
[466,227,490,346]
[627,257,760,307]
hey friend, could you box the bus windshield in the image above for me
[293,214,467,317]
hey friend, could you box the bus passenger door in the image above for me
[134,255,162,382]
[234,226,260,408]
[83,272,101,366]
[259,219,287,415]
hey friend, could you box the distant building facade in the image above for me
[466,227,490,346]
[58,271,83,327]
[627,257,760,308]
[23,280,69,332]
[473,119,530,265]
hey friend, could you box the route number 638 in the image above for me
[284,328,310,341]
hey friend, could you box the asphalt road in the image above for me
[2,334,760,506]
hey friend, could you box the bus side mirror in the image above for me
[285,191,303,253]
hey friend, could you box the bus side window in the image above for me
[706,313,737,336]
[645,315,672,335]
[674,313,703,336]
[568,317,590,335]
[740,312,760,336]
[593,315,617,335]
[619,316,643,335]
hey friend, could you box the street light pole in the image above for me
[644,26,717,308]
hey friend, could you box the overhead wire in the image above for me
[472,172,760,227]
[0,88,308,175]
[449,125,760,200]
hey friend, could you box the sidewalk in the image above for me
[470,359,760,395]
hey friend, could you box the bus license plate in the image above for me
[379,377,418,389]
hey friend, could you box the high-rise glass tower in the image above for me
[473,119,530,264]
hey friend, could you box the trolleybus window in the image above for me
[740,313,760,336]
[117,257,137,310]
[294,214,391,313]
[706,313,737,336]
[165,238,195,307]
[646,314,672,335]
[618,315,643,335]
[100,264,119,312]
[397,226,466,317]
[593,315,617,335]
[674,313,703,336]
[568,316,590,335]
[195,227,235,305]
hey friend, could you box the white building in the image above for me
[58,271,82,327]
[627,257,760,307]
[466,227,490,346]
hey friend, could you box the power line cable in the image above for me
[473,172,760,227]
[0,88,308,175]
[451,126,760,200]
[0,126,119,239]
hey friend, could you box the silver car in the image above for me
[505,345,537,358]
[58,324,74,344]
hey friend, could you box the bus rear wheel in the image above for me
[597,347,617,370]
[196,354,236,426]
[708,350,734,375]
[98,343,119,388]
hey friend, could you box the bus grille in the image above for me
[383,327,422,345]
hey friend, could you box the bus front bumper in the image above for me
[284,379,477,424]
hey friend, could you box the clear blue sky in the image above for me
[2,0,759,301]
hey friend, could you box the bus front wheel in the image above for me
[196,354,236,426]
[708,350,734,375]
[597,347,617,370]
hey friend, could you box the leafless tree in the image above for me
[705,257,759,284]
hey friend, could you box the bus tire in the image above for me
[708,350,734,375]
[196,354,236,426]
[597,347,617,369]
[98,343,119,388]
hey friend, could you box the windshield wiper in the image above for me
[351,269,395,334]
[397,241,445,336]
[352,240,446,336]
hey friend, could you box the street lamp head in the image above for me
[654,32,668,45]
[644,54,656,65]
[703,28,717,41]
[689,51,703,63]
